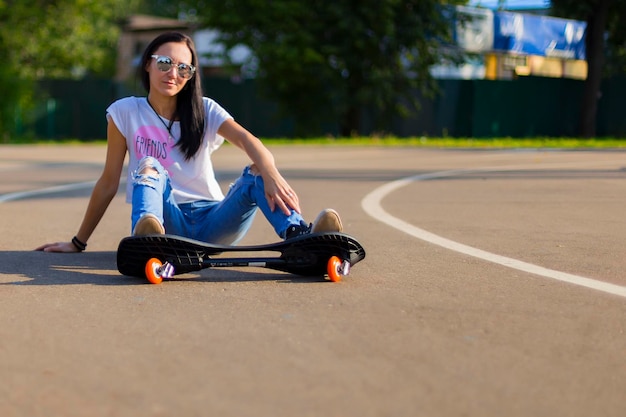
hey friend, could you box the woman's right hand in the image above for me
[35,241,80,253]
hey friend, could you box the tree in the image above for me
[0,0,140,139]
[196,0,468,136]
[551,0,626,137]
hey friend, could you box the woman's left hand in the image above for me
[264,174,301,216]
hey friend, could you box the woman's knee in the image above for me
[133,157,166,187]
[136,156,162,176]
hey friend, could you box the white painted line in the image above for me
[0,181,97,203]
[362,169,626,299]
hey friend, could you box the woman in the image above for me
[37,32,341,253]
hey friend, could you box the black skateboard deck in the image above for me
[117,232,366,283]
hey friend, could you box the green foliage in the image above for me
[137,0,202,20]
[0,0,141,137]
[197,0,469,136]
[0,64,32,142]
[0,0,140,79]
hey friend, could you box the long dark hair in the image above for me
[139,32,205,160]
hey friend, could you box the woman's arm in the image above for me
[35,118,128,252]
[218,119,300,216]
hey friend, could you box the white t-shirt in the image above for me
[106,96,233,204]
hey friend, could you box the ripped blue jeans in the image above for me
[131,156,306,244]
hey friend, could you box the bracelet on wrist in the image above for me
[71,236,87,252]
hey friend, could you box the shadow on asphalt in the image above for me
[0,251,133,286]
[0,251,327,286]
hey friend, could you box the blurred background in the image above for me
[2,0,623,141]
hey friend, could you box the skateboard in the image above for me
[116,232,366,284]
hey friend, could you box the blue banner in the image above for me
[494,12,586,60]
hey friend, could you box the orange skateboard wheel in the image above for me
[145,258,164,284]
[327,256,343,282]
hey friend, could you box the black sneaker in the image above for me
[284,221,311,240]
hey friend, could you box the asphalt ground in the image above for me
[1,144,625,417]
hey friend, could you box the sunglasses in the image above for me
[151,55,196,79]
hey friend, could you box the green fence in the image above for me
[471,77,584,137]
[28,79,117,140]
[22,76,626,140]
